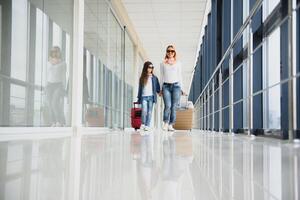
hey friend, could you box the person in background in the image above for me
[159,45,186,131]
[45,46,66,126]
[137,61,161,131]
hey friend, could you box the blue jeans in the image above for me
[141,96,154,126]
[162,82,181,124]
[45,82,66,125]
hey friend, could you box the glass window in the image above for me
[211,0,217,70]
[253,93,263,131]
[34,89,42,126]
[34,8,44,86]
[233,102,243,131]
[266,85,281,129]
[86,50,91,99]
[11,0,28,81]
[0,7,1,73]
[10,84,26,126]
[83,0,115,127]
[222,108,229,132]
[92,56,97,103]
[253,47,263,93]
[266,0,280,15]
[93,10,123,128]
[222,79,229,108]
[267,28,281,87]
[107,69,112,127]
[0,80,2,124]
[222,0,231,55]
[109,12,123,128]
[233,67,243,102]
[243,0,249,22]
[243,62,248,128]
[297,7,300,134]
[261,24,285,134]
[263,0,274,21]
[214,111,219,130]
[0,0,74,127]
[233,67,243,131]
[214,89,219,112]
[249,0,256,10]
[124,32,134,127]
[233,0,243,36]
[252,7,263,49]
[52,22,62,47]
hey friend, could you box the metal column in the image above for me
[288,0,297,140]
[229,49,234,134]
[212,78,215,131]
[219,69,223,132]
[248,22,253,136]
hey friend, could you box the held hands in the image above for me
[158,91,163,96]
[181,90,187,96]
[158,90,187,96]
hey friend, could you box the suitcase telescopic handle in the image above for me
[133,102,140,108]
[180,94,189,109]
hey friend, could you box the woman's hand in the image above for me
[181,91,187,96]
[158,91,163,96]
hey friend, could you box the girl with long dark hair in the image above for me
[137,61,161,131]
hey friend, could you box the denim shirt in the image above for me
[137,75,161,104]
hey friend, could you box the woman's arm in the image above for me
[156,77,161,93]
[177,62,187,95]
[159,63,164,91]
[62,62,67,89]
[137,83,141,103]
[178,62,183,90]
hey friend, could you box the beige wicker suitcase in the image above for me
[174,108,193,130]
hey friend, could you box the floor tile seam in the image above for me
[192,131,291,146]
[193,161,238,200]
[193,161,226,200]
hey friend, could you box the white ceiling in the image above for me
[121,0,208,92]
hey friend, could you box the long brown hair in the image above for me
[164,44,177,60]
[139,61,154,87]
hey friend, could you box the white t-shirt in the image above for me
[47,61,66,85]
[160,61,183,90]
[142,76,153,96]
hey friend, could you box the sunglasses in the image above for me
[148,66,154,69]
[167,50,175,53]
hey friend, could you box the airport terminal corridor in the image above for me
[1,0,300,199]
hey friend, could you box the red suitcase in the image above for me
[131,102,142,130]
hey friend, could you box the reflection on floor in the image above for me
[0,130,299,200]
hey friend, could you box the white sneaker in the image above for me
[140,124,145,130]
[162,122,168,131]
[168,125,175,131]
[144,126,150,131]
[140,131,145,136]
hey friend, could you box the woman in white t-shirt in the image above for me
[45,46,66,126]
[159,45,185,131]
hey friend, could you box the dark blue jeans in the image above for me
[162,82,181,124]
[45,82,66,125]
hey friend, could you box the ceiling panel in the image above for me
[121,0,208,92]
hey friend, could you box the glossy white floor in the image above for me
[0,130,299,200]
